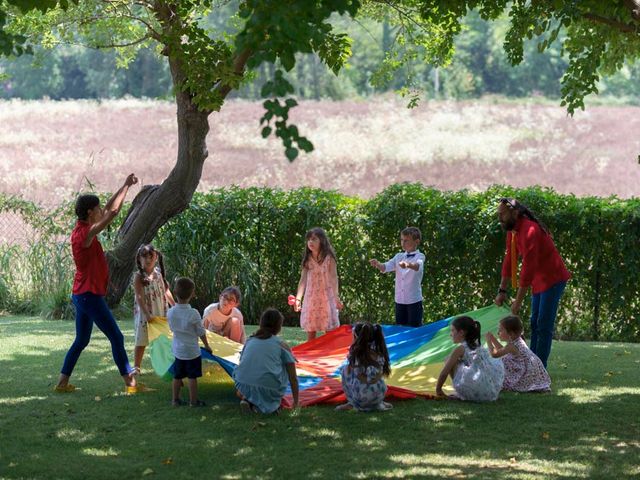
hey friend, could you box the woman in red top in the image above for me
[494,198,570,367]
[55,174,139,393]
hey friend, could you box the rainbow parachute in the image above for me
[148,304,510,407]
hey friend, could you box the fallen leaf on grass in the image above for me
[200,416,206,422]
[251,422,267,431]
[509,457,517,464]
[162,458,173,465]
[542,432,550,440]
[94,396,101,402]
[9,462,17,467]
[142,468,154,476]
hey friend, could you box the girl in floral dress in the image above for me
[294,227,343,341]
[436,316,504,402]
[485,315,551,392]
[132,244,175,374]
[336,322,392,412]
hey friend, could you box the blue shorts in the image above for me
[173,356,202,379]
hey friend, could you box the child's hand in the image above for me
[294,298,302,312]
[336,299,344,311]
[204,346,212,354]
[369,259,383,272]
[398,261,408,269]
[485,332,495,342]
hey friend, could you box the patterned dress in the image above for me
[453,342,504,402]
[133,268,167,346]
[341,354,388,411]
[502,337,551,392]
[300,257,339,333]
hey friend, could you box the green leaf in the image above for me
[285,147,298,161]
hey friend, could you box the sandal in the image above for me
[240,399,255,414]
[189,400,206,407]
[54,384,77,393]
[335,403,353,411]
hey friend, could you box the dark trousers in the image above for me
[61,292,132,376]
[395,301,423,327]
[530,281,567,368]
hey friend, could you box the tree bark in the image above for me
[105,38,211,306]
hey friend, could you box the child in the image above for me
[132,244,175,374]
[486,315,551,392]
[336,322,392,412]
[233,308,299,414]
[167,277,212,407]
[202,286,246,344]
[436,316,504,402]
[55,174,138,393]
[294,227,343,341]
[370,227,425,327]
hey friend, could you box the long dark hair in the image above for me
[301,227,336,269]
[135,244,168,287]
[252,308,283,340]
[451,316,481,350]
[500,197,550,235]
[348,322,391,377]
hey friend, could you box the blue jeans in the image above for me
[61,293,132,376]
[395,301,423,327]
[530,281,567,368]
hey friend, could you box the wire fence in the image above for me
[0,212,36,247]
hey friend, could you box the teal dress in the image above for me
[233,336,296,414]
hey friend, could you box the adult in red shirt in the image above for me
[55,174,139,393]
[494,198,570,367]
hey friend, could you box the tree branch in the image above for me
[582,12,638,34]
[215,48,253,100]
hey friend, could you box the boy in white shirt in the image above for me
[370,227,425,327]
[202,286,246,344]
[167,277,212,407]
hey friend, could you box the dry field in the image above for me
[1,97,639,206]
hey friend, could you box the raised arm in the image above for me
[84,174,138,247]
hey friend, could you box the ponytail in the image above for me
[452,316,481,350]
[252,308,283,340]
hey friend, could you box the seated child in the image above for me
[486,315,551,392]
[202,286,246,344]
[436,316,504,402]
[336,322,392,412]
[167,277,212,407]
[233,308,299,414]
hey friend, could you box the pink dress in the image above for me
[300,257,340,333]
[502,337,551,392]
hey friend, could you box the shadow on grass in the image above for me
[0,319,639,479]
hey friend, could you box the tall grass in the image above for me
[0,238,74,318]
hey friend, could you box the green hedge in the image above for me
[156,184,640,342]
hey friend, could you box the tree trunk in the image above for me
[105,58,210,306]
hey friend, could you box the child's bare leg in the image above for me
[172,379,182,402]
[134,346,145,370]
[307,331,317,341]
[187,378,198,404]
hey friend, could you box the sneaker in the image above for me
[376,401,393,411]
[189,400,206,407]
[172,399,185,407]
[54,384,77,393]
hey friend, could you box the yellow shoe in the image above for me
[125,383,154,394]
[54,384,77,393]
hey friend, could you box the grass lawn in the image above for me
[0,316,638,480]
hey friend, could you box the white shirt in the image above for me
[383,250,425,304]
[202,302,243,332]
[167,303,205,360]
